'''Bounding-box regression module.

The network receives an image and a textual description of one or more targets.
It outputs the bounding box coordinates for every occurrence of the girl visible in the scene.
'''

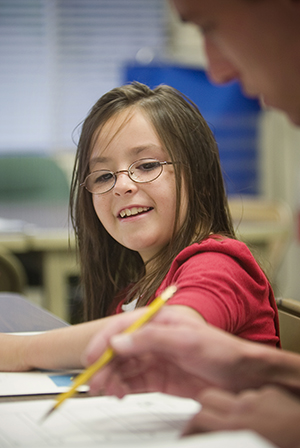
[1,82,279,372]
[70,81,279,344]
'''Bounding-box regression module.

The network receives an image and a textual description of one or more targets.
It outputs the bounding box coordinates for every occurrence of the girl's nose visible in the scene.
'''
[205,39,240,85]
[113,172,137,196]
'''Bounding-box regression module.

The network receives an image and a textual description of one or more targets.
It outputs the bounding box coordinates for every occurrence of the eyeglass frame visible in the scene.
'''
[80,158,178,195]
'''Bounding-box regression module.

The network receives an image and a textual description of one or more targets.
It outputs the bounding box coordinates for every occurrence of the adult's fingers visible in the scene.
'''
[82,309,147,366]
[182,408,235,436]
[110,323,200,361]
[88,356,152,397]
[183,389,240,436]
[198,388,239,411]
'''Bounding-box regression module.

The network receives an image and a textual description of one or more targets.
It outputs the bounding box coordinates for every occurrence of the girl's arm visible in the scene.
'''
[0,307,200,373]
[0,317,112,372]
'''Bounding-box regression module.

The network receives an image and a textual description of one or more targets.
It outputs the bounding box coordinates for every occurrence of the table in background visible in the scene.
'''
[0,203,79,322]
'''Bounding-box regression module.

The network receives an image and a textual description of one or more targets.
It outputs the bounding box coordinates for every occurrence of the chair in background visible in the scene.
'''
[0,153,70,308]
[0,154,70,204]
[276,297,300,354]
[229,197,293,286]
[0,246,27,294]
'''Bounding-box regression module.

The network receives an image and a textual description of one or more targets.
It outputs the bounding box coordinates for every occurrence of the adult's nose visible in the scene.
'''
[204,39,240,85]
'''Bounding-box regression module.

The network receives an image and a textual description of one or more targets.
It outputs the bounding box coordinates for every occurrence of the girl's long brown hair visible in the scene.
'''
[70,82,235,321]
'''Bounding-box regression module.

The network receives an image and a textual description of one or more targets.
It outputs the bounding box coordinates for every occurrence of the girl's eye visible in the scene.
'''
[94,172,114,184]
[137,161,160,171]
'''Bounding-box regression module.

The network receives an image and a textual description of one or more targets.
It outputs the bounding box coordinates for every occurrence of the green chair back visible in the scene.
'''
[0,155,70,203]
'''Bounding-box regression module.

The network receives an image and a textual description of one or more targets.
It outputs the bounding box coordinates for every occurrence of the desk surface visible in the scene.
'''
[0,293,68,332]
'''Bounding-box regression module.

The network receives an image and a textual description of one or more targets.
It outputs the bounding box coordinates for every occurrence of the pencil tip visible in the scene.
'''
[39,406,55,424]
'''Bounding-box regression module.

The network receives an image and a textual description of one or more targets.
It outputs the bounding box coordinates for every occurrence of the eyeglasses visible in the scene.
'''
[81,158,176,195]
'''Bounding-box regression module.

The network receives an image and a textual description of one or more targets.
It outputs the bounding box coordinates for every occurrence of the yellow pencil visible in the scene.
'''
[41,284,177,422]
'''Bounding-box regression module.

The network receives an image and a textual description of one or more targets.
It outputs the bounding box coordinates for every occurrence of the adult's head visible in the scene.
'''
[70,82,234,319]
[171,0,300,125]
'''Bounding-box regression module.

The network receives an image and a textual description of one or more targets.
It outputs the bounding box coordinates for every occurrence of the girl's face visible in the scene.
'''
[89,109,188,264]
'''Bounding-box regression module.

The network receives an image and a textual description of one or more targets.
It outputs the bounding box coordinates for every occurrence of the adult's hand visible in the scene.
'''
[183,386,300,448]
[83,305,275,398]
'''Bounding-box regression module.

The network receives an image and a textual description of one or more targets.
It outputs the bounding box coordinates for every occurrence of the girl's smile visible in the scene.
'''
[90,109,187,263]
[117,205,153,219]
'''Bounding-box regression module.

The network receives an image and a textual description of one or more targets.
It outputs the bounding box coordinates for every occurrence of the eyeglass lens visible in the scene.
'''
[84,159,164,194]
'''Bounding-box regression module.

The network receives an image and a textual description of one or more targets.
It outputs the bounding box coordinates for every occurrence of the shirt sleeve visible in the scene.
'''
[164,250,274,338]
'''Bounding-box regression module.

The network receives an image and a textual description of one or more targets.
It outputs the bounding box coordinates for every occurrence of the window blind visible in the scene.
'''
[0,0,166,152]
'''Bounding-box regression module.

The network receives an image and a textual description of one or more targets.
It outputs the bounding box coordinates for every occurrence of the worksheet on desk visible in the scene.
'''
[0,393,199,447]
[0,370,88,396]
[0,393,275,448]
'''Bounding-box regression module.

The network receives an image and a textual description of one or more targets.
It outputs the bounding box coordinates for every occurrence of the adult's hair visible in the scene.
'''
[70,82,235,320]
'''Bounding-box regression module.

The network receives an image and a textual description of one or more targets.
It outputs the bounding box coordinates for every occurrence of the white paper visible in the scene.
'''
[0,393,198,447]
[0,393,276,448]
[0,370,88,396]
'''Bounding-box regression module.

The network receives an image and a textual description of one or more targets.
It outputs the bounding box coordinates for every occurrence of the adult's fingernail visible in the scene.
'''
[110,333,133,351]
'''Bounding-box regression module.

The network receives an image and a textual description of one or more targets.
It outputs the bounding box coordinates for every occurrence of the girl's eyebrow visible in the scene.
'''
[89,144,163,167]
[89,155,109,165]
[89,155,109,171]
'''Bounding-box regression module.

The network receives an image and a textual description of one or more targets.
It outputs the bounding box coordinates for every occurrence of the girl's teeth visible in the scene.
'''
[120,207,149,218]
